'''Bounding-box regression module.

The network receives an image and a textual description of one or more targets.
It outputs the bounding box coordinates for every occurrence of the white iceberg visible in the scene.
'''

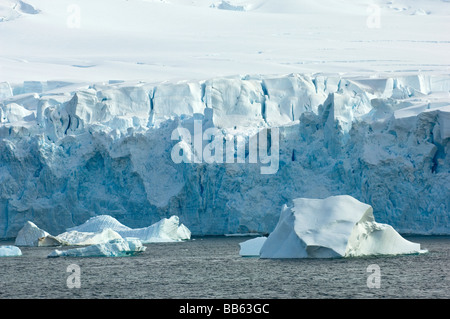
[259,195,426,258]
[56,228,123,246]
[66,215,191,243]
[120,216,192,243]
[239,236,267,257]
[47,238,146,258]
[14,221,48,246]
[0,245,22,257]
[14,221,66,247]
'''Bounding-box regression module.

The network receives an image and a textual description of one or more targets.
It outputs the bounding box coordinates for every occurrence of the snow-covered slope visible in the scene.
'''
[0,0,449,238]
[12,215,190,244]
[0,0,449,83]
[239,236,267,257]
[14,221,50,246]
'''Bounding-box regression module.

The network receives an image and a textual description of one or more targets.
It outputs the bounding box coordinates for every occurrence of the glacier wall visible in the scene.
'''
[0,73,449,238]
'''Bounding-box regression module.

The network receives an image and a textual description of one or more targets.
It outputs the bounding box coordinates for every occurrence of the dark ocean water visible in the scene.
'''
[0,236,449,299]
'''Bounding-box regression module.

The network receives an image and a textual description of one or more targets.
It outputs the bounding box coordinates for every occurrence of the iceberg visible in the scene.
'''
[14,221,67,247]
[47,238,146,258]
[259,195,425,258]
[14,215,190,248]
[239,236,267,257]
[0,245,22,257]
[65,215,191,243]
[14,221,50,247]
[56,228,123,246]
[65,215,132,233]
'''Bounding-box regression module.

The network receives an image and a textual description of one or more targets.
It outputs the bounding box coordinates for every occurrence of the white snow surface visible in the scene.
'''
[0,0,449,238]
[56,228,123,246]
[259,195,425,258]
[65,215,133,234]
[13,215,190,245]
[0,245,22,256]
[47,237,146,258]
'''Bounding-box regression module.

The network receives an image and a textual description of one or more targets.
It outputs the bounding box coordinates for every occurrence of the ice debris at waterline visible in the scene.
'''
[14,215,190,247]
[48,238,146,258]
[241,195,426,259]
[0,245,22,257]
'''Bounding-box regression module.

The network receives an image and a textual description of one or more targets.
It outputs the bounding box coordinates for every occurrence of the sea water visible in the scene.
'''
[0,236,449,299]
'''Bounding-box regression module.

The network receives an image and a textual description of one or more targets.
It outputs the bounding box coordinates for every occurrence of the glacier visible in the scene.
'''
[14,221,51,246]
[0,73,449,238]
[258,195,425,259]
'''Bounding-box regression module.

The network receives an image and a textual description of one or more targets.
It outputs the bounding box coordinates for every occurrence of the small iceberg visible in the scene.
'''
[239,236,267,257]
[56,228,123,246]
[244,195,427,259]
[0,245,22,257]
[14,215,191,247]
[15,221,66,247]
[47,238,146,258]
[15,221,49,246]
[66,215,191,243]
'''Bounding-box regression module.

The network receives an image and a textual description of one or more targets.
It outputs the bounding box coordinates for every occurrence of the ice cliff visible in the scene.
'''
[0,73,449,238]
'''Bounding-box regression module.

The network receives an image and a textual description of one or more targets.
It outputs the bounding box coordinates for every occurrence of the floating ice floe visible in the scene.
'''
[48,238,146,258]
[65,215,191,243]
[0,245,22,257]
[242,195,426,258]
